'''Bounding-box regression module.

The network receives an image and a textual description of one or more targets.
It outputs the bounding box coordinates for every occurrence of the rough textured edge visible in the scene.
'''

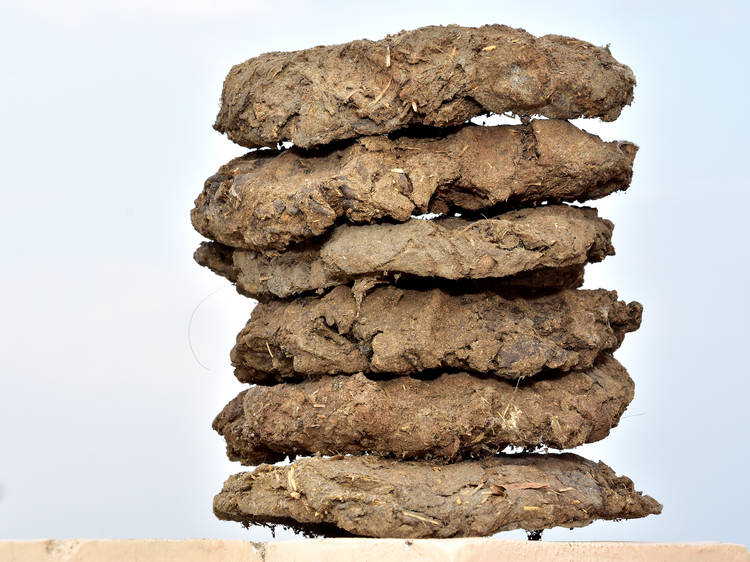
[213,453,661,538]
[196,240,588,301]
[195,205,614,299]
[230,287,643,384]
[214,355,633,465]
[192,120,636,254]
[193,205,615,300]
[215,24,635,148]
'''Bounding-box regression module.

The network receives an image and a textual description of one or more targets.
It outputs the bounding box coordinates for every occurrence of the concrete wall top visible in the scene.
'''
[1,539,749,562]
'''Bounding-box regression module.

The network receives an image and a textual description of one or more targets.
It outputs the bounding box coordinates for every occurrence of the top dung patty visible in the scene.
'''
[215,24,635,148]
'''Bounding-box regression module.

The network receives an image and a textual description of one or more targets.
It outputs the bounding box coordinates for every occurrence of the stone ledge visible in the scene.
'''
[1,539,748,562]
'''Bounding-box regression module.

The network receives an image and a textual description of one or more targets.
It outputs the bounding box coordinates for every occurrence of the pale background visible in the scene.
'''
[1,0,748,544]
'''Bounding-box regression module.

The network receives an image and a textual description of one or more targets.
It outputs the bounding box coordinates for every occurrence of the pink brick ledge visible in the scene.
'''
[1,539,748,562]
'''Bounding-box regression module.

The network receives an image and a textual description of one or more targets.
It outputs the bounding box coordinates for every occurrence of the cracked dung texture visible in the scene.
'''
[214,355,633,465]
[213,453,661,538]
[195,241,587,300]
[192,119,636,254]
[195,205,613,300]
[231,286,642,384]
[214,24,635,148]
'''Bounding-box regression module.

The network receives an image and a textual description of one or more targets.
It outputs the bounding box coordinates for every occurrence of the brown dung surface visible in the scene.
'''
[213,453,661,538]
[214,24,635,148]
[195,205,613,299]
[214,355,633,465]
[197,239,586,299]
[191,120,636,254]
[231,286,642,384]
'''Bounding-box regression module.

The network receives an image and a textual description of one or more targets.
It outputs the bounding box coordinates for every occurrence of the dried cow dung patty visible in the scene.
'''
[213,453,661,538]
[199,240,587,299]
[214,24,635,148]
[214,355,633,465]
[192,120,636,254]
[231,286,642,384]
[195,205,614,299]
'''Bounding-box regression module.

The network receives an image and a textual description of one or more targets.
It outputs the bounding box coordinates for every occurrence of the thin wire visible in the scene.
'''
[187,284,233,371]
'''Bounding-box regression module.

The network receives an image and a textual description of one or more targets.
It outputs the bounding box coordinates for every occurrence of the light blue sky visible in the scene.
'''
[1,0,748,544]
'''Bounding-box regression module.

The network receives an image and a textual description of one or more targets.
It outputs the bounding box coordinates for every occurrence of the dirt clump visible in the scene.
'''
[214,25,635,148]
[214,355,633,465]
[231,286,642,384]
[195,205,613,299]
[213,453,661,538]
[192,120,636,254]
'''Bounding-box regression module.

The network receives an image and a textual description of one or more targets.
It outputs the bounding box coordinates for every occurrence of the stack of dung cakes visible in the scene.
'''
[193,24,661,538]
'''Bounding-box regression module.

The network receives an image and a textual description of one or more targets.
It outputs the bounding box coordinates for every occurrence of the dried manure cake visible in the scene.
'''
[193,23,661,539]
[195,205,614,300]
[230,286,642,384]
[197,240,588,300]
[213,454,661,538]
[192,119,636,254]
[214,355,633,465]
[214,24,635,148]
